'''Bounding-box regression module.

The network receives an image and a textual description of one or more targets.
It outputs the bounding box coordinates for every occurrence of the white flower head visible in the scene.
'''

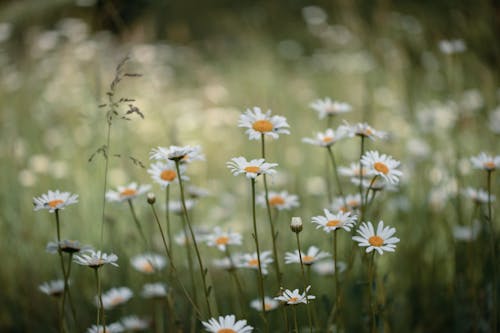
[46,239,92,254]
[310,98,351,119]
[39,280,65,297]
[149,145,198,162]
[274,285,316,305]
[33,190,78,212]
[73,250,119,269]
[250,296,280,312]
[121,315,149,331]
[361,151,402,184]
[311,209,358,233]
[205,227,242,251]
[344,122,387,141]
[167,199,196,215]
[86,323,124,333]
[470,152,500,171]
[284,245,331,265]
[257,191,299,210]
[130,253,167,274]
[148,160,188,188]
[99,287,133,310]
[141,283,168,299]
[439,39,466,55]
[238,251,273,275]
[202,314,253,333]
[352,221,400,255]
[227,157,278,179]
[311,260,347,276]
[302,127,351,147]
[106,182,151,202]
[462,187,495,204]
[238,107,290,140]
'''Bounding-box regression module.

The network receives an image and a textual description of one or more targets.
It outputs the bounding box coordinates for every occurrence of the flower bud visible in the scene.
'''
[147,192,156,204]
[290,216,303,233]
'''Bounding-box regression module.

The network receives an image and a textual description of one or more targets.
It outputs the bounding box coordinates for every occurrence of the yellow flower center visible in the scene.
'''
[322,136,333,143]
[484,161,496,169]
[368,235,384,247]
[215,236,230,245]
[364,128,373,136]
[289,297,299,303]
[120,188,137,197]
[48,199,64,208]
[248,259,259,267]
[160,169,177,181]
[339,206,348,213]
[269,195,285,206]
[302,255,314,263]
[244,166,261,174]
[218,329,236,333]
[373,162,389,175]
[141,261,155,273]
[252,120,274,133]
[264,303,274,311]
[326,219,340,227]
[110,296,125,306]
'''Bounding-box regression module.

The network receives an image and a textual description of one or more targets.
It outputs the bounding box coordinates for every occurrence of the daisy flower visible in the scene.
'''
[121,316,149,331]
[106,182,151,203]
[202,314,253,333]
[99,287,133,310]
[39,280,65,297]
[238,107,290,140]
[338,162,374,178]
[311,260,347,276]
[274,285,316,305]
[46,239,92,254]
[344,122,387,140]
[310,98,351,119]
[311,209,358,233]
[352,221,400,255]
[238,251,273,275]
[141,283,168,299]
[204,227,242,251]
[227,157,278,179]
[149,145,197,162]
[302,127,351,147]
[148,160,188,188]
[33,190,78,212]
[470,152,500,171]
[257,191,299,210]
[284,245,331,265]
[86,323,124,333]
[462,187,496,204]
[130,253,167,274]
[361,151,402,184]
[250,296,280,312]
[73,250,119,269]
[438,39,466,54]
[331,194,362,213]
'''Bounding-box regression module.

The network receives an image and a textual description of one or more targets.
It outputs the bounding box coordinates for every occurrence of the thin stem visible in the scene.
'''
[55,210,66,333]
[127,199,148,246]
[100,123,112,248]
[487,170,497,333]
[292,305,299,333]
[359,136,366,212]
[327,146,346,206]
[165,186,173,262]
[226,247,246,317]
[334,230,341,327]
[94,268,104,330]
[65,254,77,327]
[155,300,164,333]
[295,232,313,333]
[175,160,213,318]
[368,252,376,333]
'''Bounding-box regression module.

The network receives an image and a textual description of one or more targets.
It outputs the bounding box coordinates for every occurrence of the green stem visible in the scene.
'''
[226,247,246,318]
[165,186,173,263]
[487,170,497,333]
[327,146,346,206]
[55,210,66,333]
[368,252,376,333]
[94,268,105,330]
[155,299,164,333]
[295,233,313,333]
[65,254,78,327]
[100,122,112,248]
[127,199,148,246]
[359,136,366,212]
[292,305,299,333]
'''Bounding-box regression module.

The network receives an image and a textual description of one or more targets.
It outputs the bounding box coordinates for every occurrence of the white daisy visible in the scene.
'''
[39,280,65,297]
[302,127,351,147]
[212,257,234,270]
[311,260,347,276]
[238,107,290,140]
[438,39,466,54]
[148,160,188,188]
[46,239,92,254]
[284,245,331,265]
[99,287,133,310]
[181,145,205,164]
[310,98,351,119]
[86,323,124,333]
[167,199,197,215]
[331,194,362,213]
[250,296,280,312]
[73,250,119,269]
[352,221,400,255]
[462,187,495,204]
[227,157,278,179]
[361,151,402,185]
[202,314,253,333]
[205,227,242,251]
[238,251,273,275]
[256,191,299,210]
[311,209,358,233]
[338,162,374,178]
[149,145,197,162]
[274,285,316,305]
[130,253,167,274]
[344,122,387,140]
[121,315,149,331]
[106,182,151,202]
[470,152,500,171]
[33,190,78,212]
[141,283,168,299]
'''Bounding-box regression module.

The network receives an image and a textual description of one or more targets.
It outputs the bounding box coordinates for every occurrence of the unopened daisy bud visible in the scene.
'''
[290,217,303,233]
[147,193,156,204]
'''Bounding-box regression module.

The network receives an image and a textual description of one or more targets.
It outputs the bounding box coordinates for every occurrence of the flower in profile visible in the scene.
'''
[470,152,500,171]
[121,316,149,331]
[462,187,496,204]
[311,209,357,233]
[238,107,290,140]
[99,287,133,310]
[361,151,402,184]
[141,283,168,299]
[86,323,124,333]
[73,250,119,269]
[33,190,78,212]
[274,285,315,305]
[130,253,167,274]
[338,162,374,178]
[202,314,253,333]
[352,221,400,255]
[284,246,330,265]
[39,280,65,297]
[344,122,387,141]
[331,194,362,213]
[149,145,197,162]
[311,260,347,276]
[250,296,280,312]
[302,127,351,147]
[106,182,151,202]
[438,39,466,55]
[181,145,205,164]
[46,239,92,254]
[310,98,351,119]
[227,157,278,179]
[238,251,273,275]
[257,191,299,210]
[205,227,242,251]
[148,160,187,188]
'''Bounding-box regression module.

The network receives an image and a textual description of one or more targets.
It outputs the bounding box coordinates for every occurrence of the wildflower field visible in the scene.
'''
[1,1,499,332]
